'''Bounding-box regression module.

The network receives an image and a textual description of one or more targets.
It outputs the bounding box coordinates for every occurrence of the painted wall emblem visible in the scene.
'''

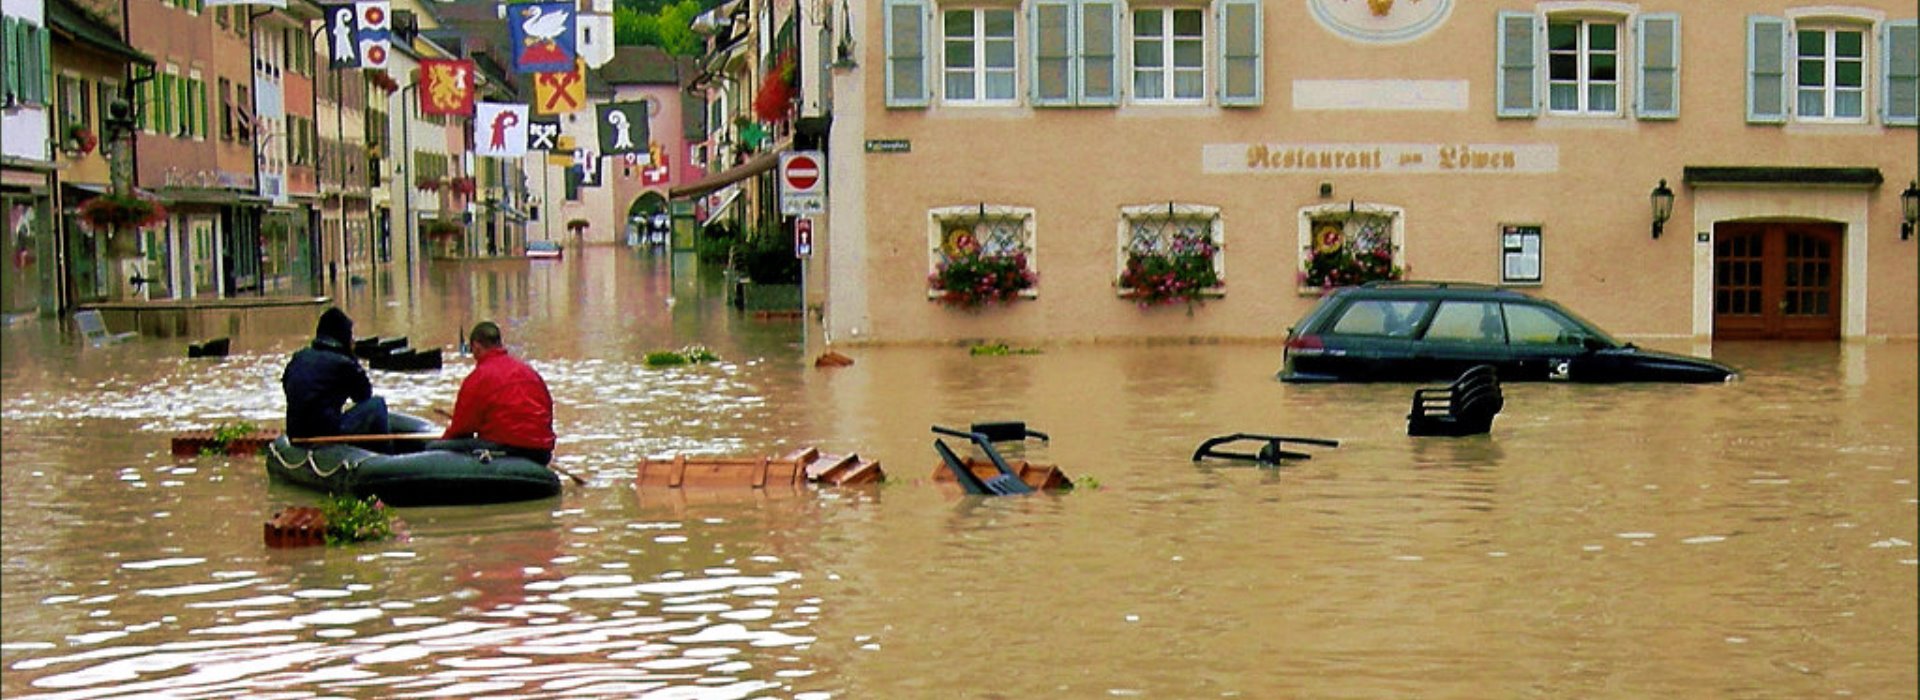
[1307,0,1452,44]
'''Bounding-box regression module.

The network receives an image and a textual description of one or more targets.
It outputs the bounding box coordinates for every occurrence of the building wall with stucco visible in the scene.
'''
[822,0,1918,346]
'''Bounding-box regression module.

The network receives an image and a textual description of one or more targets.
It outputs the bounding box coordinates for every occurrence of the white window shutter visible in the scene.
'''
[883,0,930,108]
[1077,0,1120,106]
[1031,0,1074,106]
[1219,0,1262,107]
[1882,20,1918,126]
[1746,15,1788,124]
[1636,13,1680,119]
[1496,11,1537,118]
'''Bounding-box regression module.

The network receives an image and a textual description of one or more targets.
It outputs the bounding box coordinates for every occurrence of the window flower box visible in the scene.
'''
[929,249,1037,310]
[1117,229,1222,309]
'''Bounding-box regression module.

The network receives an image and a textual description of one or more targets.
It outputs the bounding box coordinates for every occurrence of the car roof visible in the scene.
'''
[1333,280,1537,301]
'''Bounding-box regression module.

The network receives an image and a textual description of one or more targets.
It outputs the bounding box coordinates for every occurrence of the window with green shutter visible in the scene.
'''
[1884,20,1918,126]
[1635,13,1680,119]
[1496,11,1538,118]
[1746,15,1788,123]
[1218,0,1261,107]
[884,0,930,108]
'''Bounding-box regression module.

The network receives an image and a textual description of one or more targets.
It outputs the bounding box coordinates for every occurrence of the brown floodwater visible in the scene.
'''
[2,247,1915,699]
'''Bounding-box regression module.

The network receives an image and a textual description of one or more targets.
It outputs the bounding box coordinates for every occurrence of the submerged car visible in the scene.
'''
[1279,281,1738,383]
[526,240,563,259]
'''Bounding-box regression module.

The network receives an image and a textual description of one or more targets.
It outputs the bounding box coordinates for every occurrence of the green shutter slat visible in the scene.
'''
[1635,13,1680,120]
[37,21,50,105]
[1746,15,1787,124]
[1882,20,1918,126]
[1496,11,1537,118]
[1218,0,1262,107]
[883,0,929,108]
[1031,0,1073,106]
[1077,0,1118,106]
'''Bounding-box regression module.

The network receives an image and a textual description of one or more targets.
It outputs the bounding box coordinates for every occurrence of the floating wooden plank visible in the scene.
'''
[171,428,284,457]
[928,457,1072,491]
[635,447,884,493]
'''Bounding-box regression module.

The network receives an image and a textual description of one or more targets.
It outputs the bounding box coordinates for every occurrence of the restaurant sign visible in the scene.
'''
[1202,143,1558,175]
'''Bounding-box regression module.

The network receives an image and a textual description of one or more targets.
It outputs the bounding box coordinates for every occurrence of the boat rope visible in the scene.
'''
[266,440,371,479]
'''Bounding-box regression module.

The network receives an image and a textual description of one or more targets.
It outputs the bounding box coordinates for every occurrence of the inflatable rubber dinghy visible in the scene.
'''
[265,413,561,506]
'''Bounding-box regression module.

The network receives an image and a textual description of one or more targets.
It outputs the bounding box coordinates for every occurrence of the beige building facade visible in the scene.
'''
[822,0,1918,346]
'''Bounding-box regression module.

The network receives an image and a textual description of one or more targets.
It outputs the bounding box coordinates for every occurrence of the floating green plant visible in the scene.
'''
[969,343,1042,356]
[320,494,402,545]
[645,345,721,367]
[200,420,259,456]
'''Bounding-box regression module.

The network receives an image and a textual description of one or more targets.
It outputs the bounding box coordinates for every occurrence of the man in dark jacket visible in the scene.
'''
[282,307,388,438]
[429,321,555,464]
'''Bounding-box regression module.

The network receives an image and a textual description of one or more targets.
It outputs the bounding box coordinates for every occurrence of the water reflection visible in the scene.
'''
[3,247,1915,698]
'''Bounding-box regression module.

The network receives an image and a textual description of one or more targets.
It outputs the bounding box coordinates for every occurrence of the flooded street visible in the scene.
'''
[2,247,1915,699]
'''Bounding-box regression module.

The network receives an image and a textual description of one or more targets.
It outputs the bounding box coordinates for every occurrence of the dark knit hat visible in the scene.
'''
[315,307,354,345]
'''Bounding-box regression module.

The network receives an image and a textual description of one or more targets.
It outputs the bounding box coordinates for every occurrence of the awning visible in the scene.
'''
[1683,166,1883,189]
[668,139,789,200]
[48,0,153,65]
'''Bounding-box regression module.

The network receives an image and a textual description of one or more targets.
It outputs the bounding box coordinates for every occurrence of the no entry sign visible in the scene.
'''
[779,150,825,215]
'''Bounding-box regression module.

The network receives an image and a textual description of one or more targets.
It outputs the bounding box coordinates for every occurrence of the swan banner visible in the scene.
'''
[508,2,577,74]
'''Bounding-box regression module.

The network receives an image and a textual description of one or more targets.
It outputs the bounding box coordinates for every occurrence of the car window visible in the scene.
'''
[1424,301,1503,342]
[1328,299,1431,338]
[1503,303,1583,345]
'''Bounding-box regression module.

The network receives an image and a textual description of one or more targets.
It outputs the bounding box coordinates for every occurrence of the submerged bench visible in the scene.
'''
[1408,365,1504,437]
[75,309,138,347]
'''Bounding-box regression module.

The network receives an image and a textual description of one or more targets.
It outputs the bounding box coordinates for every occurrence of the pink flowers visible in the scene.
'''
[930,251,1037,310]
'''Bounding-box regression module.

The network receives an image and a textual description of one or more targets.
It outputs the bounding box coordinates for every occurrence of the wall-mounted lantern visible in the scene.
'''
[1650,179,1674,239]
[1901,180,1918,241]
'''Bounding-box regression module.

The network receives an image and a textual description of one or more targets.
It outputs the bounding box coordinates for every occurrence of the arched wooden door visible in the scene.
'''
[1713,222,1843,340]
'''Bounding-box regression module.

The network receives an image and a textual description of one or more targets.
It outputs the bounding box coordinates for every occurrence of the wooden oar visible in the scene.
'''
[431,406,587,486]
[290,432,442,445]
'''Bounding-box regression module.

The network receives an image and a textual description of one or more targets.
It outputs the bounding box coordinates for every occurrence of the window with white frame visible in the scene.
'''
[927,205,1038,306]
[1130,7,1205,103]
[1116,203,1222,306]
[1749,15,1917,126]
[1547,18,1619,114]
[942,8,1017,104]
[1497,9,1679,120]
[1795,25,1867,121]
[1298,205,1405,291]
[884,0,1262,109]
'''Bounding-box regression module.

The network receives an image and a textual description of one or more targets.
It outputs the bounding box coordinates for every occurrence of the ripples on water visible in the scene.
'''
[3,253,1915,698]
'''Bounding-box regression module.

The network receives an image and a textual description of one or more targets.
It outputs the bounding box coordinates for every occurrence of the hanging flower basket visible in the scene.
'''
[66,124,99,156]
[415,176,442,192]
[368,70,400,93]
[78,191,167,232]
[448,177,477,196]
[1116,232,1222,309]
[929,250,1037,310]
[753,50,797,124]
[423,220,464,239]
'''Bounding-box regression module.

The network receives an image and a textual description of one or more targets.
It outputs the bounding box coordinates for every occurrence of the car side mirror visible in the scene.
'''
[1577,334,1610,352]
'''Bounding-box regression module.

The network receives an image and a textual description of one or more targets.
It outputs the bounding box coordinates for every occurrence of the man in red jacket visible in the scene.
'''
[430,321,556,465]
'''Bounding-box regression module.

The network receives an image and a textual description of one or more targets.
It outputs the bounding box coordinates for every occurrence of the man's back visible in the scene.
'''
[448,348,555,451]
[282,338,372,437]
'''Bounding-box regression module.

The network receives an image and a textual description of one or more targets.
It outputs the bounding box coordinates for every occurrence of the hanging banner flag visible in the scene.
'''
[205,0,288,9]
[325,4,360,68]
[418,59,476,116]
[532,61,585,115]
[474,102,530,158]
[508,1,577,74]
[641,150,671,186]
[575,149,602,187]
[526,117,561,151]
[356,1,392,70]
[595,101,648,155]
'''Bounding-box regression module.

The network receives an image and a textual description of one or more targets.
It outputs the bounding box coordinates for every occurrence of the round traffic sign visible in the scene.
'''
[783,154,820,191]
